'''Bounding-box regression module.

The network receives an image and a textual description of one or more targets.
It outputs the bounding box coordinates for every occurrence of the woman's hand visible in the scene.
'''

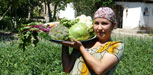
[61,38,83,50]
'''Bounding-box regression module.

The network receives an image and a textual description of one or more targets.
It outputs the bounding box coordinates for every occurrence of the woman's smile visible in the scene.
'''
[97,30,105,35]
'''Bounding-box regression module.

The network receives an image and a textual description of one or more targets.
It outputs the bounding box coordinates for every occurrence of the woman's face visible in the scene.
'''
[94,18,114,41]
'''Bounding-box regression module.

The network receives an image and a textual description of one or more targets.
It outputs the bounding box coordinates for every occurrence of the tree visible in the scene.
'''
[0,0,30,32]
[0,0,28,21]
[71,0,113,17]
[43,0,70,22]
[0,0,72,32]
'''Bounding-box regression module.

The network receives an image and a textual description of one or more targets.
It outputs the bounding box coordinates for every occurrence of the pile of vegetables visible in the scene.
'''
[49,24,69,40]
[49,15,94,41]
[18,15,94,50]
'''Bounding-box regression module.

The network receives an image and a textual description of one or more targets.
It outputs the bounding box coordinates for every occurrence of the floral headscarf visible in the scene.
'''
[94,7,115,24]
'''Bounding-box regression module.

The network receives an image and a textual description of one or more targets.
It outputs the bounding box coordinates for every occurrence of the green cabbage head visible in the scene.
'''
[69,23,90,41]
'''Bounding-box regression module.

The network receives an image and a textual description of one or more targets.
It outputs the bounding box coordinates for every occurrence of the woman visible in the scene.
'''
[61,7,124,75]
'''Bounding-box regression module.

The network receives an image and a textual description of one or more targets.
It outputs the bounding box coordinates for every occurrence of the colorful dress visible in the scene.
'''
[69,41,124,75]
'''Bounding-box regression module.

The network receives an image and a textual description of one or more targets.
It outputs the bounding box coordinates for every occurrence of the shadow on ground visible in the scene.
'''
[0,32,18,41]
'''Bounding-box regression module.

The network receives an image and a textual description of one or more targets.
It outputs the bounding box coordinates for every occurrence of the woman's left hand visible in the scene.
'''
[61,38,83,50]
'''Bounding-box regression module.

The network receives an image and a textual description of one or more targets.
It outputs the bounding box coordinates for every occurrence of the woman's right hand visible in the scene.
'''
[61,38,83,50]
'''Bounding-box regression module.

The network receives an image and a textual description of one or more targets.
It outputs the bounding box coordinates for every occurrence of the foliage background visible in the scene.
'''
[0,0,113,32]
[0,36,153,75]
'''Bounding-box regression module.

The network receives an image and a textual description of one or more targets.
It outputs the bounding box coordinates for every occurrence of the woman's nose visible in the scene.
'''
[98,25,103,30]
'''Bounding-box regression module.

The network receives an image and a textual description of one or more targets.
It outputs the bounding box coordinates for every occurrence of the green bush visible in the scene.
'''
[114,37,153,75]
[0,16,13,31]
[0,36,153,75]
[0,16,26,32]
[0,39,67,75]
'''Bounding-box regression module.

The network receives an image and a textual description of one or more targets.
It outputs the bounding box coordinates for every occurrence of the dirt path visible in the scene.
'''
[112,28,153,38]
[0,32,18,41]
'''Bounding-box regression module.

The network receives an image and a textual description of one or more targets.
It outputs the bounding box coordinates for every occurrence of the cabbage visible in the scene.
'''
[69,23,90,41]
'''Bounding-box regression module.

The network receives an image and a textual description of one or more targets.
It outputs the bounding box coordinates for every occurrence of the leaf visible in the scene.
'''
[19,26,31,34]
[32,31,39,47]
[18,30,39,51]
[30,28,40,31]
[38,32,51,40]
[95,0,101,2]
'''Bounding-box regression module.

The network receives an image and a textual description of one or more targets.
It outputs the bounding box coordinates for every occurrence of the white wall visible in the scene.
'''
[123,7,142,29]
[115,2,153,29]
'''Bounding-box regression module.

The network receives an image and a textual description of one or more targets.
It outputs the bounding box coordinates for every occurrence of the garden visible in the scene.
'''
[0,35,153,75]
[0,0,153,75]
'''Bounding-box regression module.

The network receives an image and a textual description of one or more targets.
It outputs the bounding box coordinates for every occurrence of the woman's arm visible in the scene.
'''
[61,45,77,73]
[62,39,119,74]
[80,46,118,74]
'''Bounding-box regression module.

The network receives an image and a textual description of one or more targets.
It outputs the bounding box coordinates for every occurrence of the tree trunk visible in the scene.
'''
[47,3,53,22]
[27,7,32,20]
[45,1,47,14]
[53,3,58,21]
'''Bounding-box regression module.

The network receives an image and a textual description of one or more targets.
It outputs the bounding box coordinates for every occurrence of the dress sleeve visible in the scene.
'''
[106,42,124,61]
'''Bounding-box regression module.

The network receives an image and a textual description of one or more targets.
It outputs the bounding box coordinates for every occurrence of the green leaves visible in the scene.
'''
[113,37,153,75]
[1,36,153,74]
[18,30,39,51]
[49,24,69,40]
[0,40,66,75]
[60,18,79,28]
[18,21,51,51]
[69,23,90,41]
[38,32,51,40]
[72,0,113,16]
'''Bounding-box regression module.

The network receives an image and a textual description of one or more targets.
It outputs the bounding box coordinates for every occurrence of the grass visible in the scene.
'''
[0,39,66,75]
[0,36,153,75]
[113,36,153,75]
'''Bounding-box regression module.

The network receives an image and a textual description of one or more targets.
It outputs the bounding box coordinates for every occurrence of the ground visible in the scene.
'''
[112,28,152,38]
[0,31,18,41]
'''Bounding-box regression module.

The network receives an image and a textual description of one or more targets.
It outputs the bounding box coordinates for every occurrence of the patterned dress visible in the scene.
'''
[69,41,124,75]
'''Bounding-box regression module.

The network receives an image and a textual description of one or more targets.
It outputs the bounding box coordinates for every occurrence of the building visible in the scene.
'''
[114,0,153,32]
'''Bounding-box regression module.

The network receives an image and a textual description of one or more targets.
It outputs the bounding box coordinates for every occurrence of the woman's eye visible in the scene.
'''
[102,22,108,25]
[94,21,108,25]
[94,22,99,25]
